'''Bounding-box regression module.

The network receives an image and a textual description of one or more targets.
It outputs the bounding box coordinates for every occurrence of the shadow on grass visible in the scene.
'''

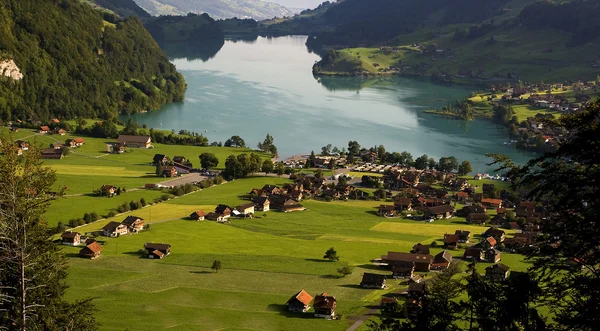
[320,274,342,279]
[356,263,386,271]
[64,253,81,258]
[189,270,213,275]
[305,258,334,263]
[267,304,316,319]
[365,210,379,216]
[122,251,145,258]
[337,284,364,289]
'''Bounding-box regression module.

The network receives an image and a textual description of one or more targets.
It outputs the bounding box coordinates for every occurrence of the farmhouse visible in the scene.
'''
[144,243,171,259]
[61,231,81,246]
[236,203,255,215]
[484,227,506,242]
[313,293,337,319]
[270,195,304,212]
[378,205,397,217]
[79,241,103,259]
[443,234,459,249]
[108,143,125,154]
[189,210,206,221]
[432,250,453,270]
[466,213,488,225]
[286,290,313,313]
[484,236,497,249]
[39,126,50,134]
[486,264,510,281]
[161,166,177,178]
[50,142,63,149]
[205,212,226,222]
[360,273,387,289]
[392,262,415,278]
[252,196,270,211]
[485,249,502,263]
[215,205,232,218]
[117,135,152,148]
[455,230,471,243]
[40,148,64,159]
[262,184,281,195]
[384,251,432,272]
[481,198,503,209]
[394,198,413,210]
[408,282,427,298]
[424,205,454,219]
[67,137,85,147]
[100,185,117,197]
[56,128,66,136]
[153,154,168,165]
[464,247,484,261]
[102,221,128,237]
[411,243,430,255]
[121,216,144,233]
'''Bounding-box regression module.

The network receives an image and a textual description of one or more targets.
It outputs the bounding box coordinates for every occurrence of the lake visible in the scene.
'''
[127,36,535,172]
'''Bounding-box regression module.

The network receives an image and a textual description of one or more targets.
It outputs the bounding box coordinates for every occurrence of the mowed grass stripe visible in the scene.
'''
[370,221,509,238]
[49,165,148,177]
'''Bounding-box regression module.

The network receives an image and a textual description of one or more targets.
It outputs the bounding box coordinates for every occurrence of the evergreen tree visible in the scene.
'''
[323,247,340,261]
[0,136,98,330]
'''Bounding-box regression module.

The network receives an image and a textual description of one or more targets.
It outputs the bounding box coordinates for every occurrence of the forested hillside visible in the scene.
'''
[134,0,294,20]
[0,0,186,122]
[93,0,152,18]
[145,13,225,42]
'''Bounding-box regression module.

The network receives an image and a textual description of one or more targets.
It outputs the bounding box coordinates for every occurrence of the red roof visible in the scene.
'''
[486,236,497,246]
[291,289,313,306]
[74,138,85,143]
[481,198,502,205]
[40,126,50,131]
[86,241,103,254]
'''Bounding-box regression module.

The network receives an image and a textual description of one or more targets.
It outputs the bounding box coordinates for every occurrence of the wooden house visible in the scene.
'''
[144,243,171,259]
[455,230,471,243]
[360,273,386,289]
[392,262,415,279]
[443,234,459,249]
[313,293,337,319]
[424,205,454,219]
[56,128,67,136]
[236,203,255,215]
[252,196,270,211]
[40,148,64,159]
[408,282,427,298]
[50,142,63,149]
[411,243,430,255]
[79,241,103,259]
[394,198,412,211]
[102,221,128,237]
[161,166,177,178]
[484,236,497,249]
[205,212,226,222]
[484,227,506,242]
[378,205,397,217]
[466,213,488,225]
[270,195,304,212]
[189,210,206,221]
[481,198,503,210]
[117,135,152,148]
[286,290,313,313]
[61,231,81,246]
[262,184,281,195]
[153,154,168,165]
[432,250,453,270]
[39,126,50,134]
[108,143,126,154]
[384,251,432,272]
[486,264,510,281]
[463,247,484,261]
[215,205,232,218]
[121,216,144,233]
[485,249,502,263]
[100,185,117,197]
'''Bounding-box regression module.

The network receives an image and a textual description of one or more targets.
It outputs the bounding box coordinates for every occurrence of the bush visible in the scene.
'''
[160,194,172,201]
[140,197,147,207]
[117,202,130,213]
[77,218,85,226]
[68,219,78,228]
[130,200,142,210]
[431,241,439,248]
[107,210,117,218]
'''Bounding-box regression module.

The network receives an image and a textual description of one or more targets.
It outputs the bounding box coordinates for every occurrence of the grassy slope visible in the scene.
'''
[64,177,530,330]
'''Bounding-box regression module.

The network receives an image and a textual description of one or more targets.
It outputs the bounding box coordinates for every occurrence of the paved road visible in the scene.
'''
[346,307,380,331]
[158,173,210,187]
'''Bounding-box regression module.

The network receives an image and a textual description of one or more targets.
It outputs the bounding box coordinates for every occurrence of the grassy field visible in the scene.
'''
[61,177,530,331]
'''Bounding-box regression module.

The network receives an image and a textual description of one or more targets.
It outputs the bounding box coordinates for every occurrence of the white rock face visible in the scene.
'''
[0,59,24,81]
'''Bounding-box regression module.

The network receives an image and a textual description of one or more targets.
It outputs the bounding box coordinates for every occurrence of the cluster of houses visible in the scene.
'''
[9,121,86,159]
[248,183,306,213]
[107,135,152,154]
[188,203,256,223]
[60,231,103,259]
[286,290,338,319]
[101,215,145,237]
[152,154,193,177]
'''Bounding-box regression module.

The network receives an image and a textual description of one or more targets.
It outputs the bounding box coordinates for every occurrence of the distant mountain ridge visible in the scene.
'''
[134,0,294,20]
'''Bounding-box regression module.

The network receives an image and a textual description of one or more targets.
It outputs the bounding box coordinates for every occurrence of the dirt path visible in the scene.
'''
[346,307,379,331]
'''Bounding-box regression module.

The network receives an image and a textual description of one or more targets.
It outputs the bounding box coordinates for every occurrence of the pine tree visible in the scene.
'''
[0,135,98,330]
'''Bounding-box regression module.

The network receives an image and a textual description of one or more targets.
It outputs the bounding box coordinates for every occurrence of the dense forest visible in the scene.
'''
[0,0,186,122]
[144,13,225,42]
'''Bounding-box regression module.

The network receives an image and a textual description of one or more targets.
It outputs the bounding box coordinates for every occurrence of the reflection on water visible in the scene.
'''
[126,36,535,172]
[159,39,225,62]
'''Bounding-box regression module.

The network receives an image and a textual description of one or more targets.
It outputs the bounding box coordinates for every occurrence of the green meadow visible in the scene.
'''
[63,177,529,331]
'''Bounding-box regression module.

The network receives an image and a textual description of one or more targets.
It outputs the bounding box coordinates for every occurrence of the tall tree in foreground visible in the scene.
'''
[489,99,600,331]
[0,136,97,330]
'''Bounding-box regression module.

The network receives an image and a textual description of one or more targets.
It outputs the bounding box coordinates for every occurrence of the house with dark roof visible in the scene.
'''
[384,251,432,272]
[394,198,412,211]
[40,148,64,159]
[313,293,337,319]
[425,205,454,219]
[485,249,501,263]
[205,212,226,222]
[161,166,177,178]
[432,250,453,270]
[61,232,81,246]
[189,210,206,221]
[455,230,471,243]
[100,185,117,197]
[215,205,232,218]
[286,290,313,312]
[464,247,484,261]
[486,264,510,281]
[481,198,503,210]
[79,241,103,259]
[270,195,304,212]
[484,227,506,242]
[121,216,144,233]
[144,243,171,259]
[102,221,128,237]
[236,203,255,215]
[467,213,489,225]
[152,154,168,165]
[408,282,427,298]
[411,243,430,255]
[117,135,152,148]
[378,205,397,217]
[360,273,387,289]
[443,234,459,249]
[252,196,270,211]
[392,262,415,279]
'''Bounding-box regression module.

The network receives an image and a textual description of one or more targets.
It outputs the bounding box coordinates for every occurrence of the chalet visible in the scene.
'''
[249,188,264,197]
[432,250,453,270]
[384,251,432,272]
[456,205,486,217]
[408,282,427,298]
[40,148,64,159]
[160,166,176,178]
[121,216,144,233]
[236,203,255,216]
[72,138,85,147]
[443,234,459,249]
[205,212,226,222]
[464,247,484,261]
[456,191,470,203]
[215,205,233,218]
[411,243,430,255]
[253,196,270,211]
[189,210,206,221]
[394,198,413,211]
[61,231,81,246]
[481,198,503,210]
[39,126,50,134]
[100,185,117,197]
[455,230,471,243]
[378,205,397,217]
[360,273,386,289]
[51,118,60,124]
[79,241,103,259]
[288,190,303,201]
[102,221,128,237]
[486,264,510,281]
[467,213,488,225]
[117,135,152,148]
[484,227,506,242]
[504,236,530,250]
[262,185,281,195]
[50,142,63,149]
[409,274,423,283]
[392,262,415,278]
[56,128,67,136]
[108,143,125,154]
[424,205,454,219]
[286,290,313,313]
[484,236,497,249]
[144,243,171,259]
[490,214,507,226]
[283,183,304,193]
[313,293,337,319]
[153,154,168,165]
[485,249,502,263]
[270,195,304,212]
